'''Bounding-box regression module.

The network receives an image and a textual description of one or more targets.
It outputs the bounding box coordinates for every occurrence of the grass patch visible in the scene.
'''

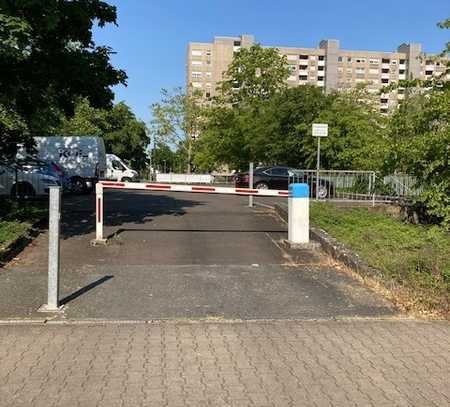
[310,202,450,316]
[0,200,47,250]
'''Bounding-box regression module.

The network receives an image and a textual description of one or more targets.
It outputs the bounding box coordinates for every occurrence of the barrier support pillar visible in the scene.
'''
[91,183,107,245]
[288,183,310,245]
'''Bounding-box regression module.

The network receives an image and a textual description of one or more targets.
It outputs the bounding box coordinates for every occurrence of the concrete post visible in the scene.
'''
[248,162,254,207]
[288,183,310,244]
[39,186,62,312]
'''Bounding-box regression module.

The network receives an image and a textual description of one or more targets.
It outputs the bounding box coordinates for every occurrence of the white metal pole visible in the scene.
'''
[316,137,320,201]
[288,183,309,244]
[248,162,254,207]
[47,186,61,310]
[95,183,104,243]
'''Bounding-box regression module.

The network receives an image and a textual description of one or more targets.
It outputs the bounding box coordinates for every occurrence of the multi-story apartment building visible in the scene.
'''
[186,35,448,112]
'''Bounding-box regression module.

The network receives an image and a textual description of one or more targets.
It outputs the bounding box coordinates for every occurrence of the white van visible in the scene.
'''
[105,154,138,182]
[33,136,107,193]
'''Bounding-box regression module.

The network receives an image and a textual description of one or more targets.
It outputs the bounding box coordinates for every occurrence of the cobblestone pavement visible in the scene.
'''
[1,319,449,407]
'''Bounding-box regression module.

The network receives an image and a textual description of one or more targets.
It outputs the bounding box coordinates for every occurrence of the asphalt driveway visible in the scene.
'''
[0,190,395,320]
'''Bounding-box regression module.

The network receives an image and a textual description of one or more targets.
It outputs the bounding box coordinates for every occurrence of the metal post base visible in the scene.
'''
[90,238,108,246]
[37,304,65,313]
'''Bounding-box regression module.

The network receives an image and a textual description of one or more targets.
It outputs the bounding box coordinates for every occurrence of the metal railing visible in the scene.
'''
[289,170,420,203]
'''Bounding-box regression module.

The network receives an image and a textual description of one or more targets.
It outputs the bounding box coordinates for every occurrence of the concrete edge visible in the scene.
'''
[273,203,383,281]
[0,315,434,326]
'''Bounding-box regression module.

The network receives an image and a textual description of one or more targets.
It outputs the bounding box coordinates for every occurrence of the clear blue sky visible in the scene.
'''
[93,0,449,123]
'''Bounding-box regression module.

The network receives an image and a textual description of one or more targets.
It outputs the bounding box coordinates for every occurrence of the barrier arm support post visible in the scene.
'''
[92,182,107,245]
[287,183,310,246]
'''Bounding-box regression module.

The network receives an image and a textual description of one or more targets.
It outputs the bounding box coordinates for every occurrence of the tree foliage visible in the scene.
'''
[218,44,289,105]
[58,98,148,170]
[150,88,203,173]
[0,0,127,159]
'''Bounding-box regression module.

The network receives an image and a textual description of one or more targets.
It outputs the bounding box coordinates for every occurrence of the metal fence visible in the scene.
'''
[289,169,420,203]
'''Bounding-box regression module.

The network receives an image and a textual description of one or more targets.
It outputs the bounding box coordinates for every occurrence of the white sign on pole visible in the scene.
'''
[312,123,328,137]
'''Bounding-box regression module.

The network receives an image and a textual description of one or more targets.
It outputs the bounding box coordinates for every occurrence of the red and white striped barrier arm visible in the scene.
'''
[99,181,289,197]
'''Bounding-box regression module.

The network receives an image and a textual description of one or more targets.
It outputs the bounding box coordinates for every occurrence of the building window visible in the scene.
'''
[205,72,212,77]
[391,60,397,65]
[382,68,389,73]
[382,58,390,64]
[234,41,241,46]
[346,68,352,74]
[381,78,389,84]
[318,55,325,61]
[338,56,343,62]
[206,50,212,56]
[355,67,365,74]
[299,65,308,70]
[399,59,406,64]
[299,54,308,60]
[425,70,433,76]
[191,71,202,78]
[369,68,379,74]
[299,75,308,81]
[192,60,202,66]
[369,58,379,64]
[206,92,211,98]
[347,57,352,62]
[317,76,324,81]
[380,98,388,104]
[191,50,202,56]
[399,69,405,75]
[318,66,325,71]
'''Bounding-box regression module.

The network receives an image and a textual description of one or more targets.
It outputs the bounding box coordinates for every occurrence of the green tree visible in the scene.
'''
[0,0,126,160]
[150,88,203,173]
[58,98,148,170]
[218,44,290,105]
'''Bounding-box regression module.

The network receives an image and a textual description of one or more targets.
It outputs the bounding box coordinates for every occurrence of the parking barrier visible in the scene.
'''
[93,181,309,245]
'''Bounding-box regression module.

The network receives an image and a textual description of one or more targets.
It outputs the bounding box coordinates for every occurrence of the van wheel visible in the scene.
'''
[70,177,87,194]
[11,182,36,200]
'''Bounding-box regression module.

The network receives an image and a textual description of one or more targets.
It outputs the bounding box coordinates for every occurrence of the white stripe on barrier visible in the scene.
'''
[99,181,289,197]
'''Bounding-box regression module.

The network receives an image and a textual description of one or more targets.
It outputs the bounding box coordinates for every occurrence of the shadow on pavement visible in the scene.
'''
[60,191,204,240]
[60,275,114,306]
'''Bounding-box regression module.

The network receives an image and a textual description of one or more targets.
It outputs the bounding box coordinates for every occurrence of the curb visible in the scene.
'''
[274,203,383,281]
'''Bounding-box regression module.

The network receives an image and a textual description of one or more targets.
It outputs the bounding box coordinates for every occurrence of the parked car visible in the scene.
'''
[105,154,139,182]
[234,166,334,199]
[31,136,107,194]
[0,161,61,200]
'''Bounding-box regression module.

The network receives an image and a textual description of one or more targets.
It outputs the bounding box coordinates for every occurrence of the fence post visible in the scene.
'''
[39,186,62,312]
[93,182,106,244]
[248,162,254,207]
[372,172,376,207]
[288,183,309,245]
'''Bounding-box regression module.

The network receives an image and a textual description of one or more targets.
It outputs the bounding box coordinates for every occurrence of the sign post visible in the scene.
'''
[312,123,328,200]
[248,162,254,207]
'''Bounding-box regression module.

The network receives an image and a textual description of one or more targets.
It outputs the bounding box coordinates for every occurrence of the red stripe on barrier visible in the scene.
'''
[192,186,216,192]
[145,183,171,190]
[235,188,259,194]
[101,182,125,188]
[278,191,289,196]
[97,197,101,223]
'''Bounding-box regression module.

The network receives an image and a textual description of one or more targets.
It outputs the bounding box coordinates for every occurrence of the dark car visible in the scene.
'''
[234,166,334,199]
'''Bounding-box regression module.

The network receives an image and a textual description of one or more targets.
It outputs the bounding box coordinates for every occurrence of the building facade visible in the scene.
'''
[187,35,448,112]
